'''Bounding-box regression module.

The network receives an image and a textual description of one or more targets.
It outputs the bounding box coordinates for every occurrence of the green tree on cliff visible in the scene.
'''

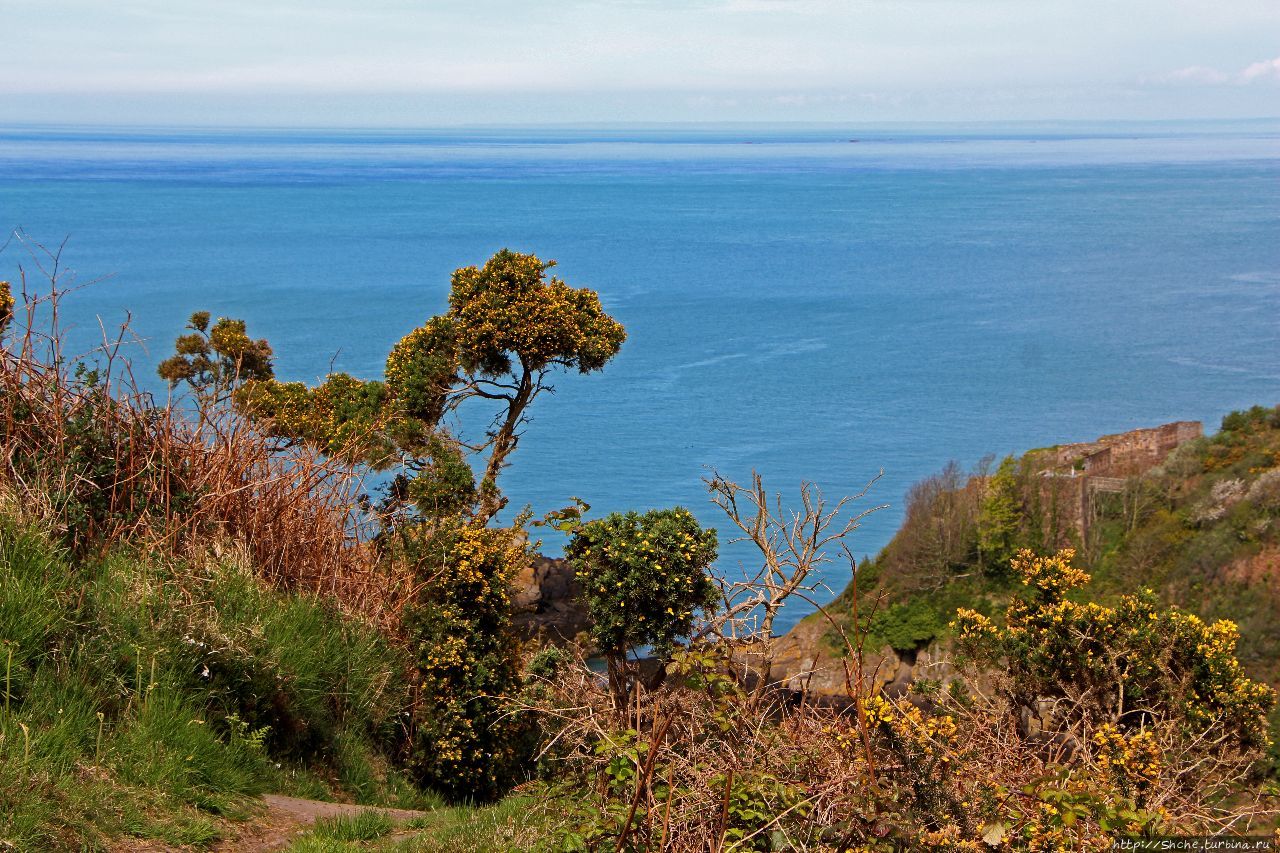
[169,249,626,524]
[977,455,1023,574]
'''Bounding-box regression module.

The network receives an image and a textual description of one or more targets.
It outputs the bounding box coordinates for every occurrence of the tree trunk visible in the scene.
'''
[475,365,534,525]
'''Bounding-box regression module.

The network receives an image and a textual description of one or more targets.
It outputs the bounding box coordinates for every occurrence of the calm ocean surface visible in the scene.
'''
[2,122,1278,632]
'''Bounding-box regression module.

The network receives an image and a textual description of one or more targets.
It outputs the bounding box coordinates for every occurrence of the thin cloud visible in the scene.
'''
[1152,57,1280,86]
[1163,66,1231,85]
[1240,56,1280,83]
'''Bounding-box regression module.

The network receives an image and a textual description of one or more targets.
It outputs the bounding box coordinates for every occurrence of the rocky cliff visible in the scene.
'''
[511,555,591,643]
[765,415,1280,704]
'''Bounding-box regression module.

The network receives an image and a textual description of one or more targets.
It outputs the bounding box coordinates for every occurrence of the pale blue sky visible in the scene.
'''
[2,0,1277,125]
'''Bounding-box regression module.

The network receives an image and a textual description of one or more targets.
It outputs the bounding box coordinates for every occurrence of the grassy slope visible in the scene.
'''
[0,520,445,851]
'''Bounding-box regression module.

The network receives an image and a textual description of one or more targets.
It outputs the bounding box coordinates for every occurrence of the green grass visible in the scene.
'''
[312,810,396,842]
[394,794,562,852]
[277,793,563,853]
[0,520,428,850]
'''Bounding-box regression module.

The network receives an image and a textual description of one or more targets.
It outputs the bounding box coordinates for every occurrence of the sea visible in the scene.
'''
[1,121,1278,634]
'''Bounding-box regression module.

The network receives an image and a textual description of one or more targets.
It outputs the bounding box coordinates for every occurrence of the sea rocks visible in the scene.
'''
[511,555,592,644]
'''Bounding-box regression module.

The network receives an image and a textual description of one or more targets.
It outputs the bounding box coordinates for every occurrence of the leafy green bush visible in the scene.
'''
[869,599,943,652]
[567,507,718,702]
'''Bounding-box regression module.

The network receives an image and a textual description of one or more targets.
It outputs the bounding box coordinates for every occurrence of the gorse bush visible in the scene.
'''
[567,507,718,703]
[400,519,531,801]
[535,550,1277,851]
[157,310,274,408]
[569,507,719,660]
[952,548,1276,841]
[954,548,1274,752]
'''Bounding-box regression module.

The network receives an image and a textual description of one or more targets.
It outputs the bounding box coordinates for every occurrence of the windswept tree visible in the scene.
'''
[159,251,624,800]
[391,249,627,521]
[166,249,626,525]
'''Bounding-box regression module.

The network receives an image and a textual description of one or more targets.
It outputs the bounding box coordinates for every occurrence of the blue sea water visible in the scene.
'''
[1,121,1278,633]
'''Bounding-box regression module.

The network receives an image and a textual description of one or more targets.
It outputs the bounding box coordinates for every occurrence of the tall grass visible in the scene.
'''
[0,520,422,850]
[0,236,413,626]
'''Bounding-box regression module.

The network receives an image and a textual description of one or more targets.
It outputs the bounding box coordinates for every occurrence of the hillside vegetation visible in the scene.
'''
[1,239,1276,850]
[822,407,1280,752]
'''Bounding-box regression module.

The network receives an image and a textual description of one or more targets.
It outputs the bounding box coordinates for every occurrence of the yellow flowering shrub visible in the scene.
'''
[447,250,625,378]
[158,311,274,404]
[0,280,13,337]
[400,520,530,801]
[955,548,1274,753]
[566,507,718,703]
[1092,724,1162,795]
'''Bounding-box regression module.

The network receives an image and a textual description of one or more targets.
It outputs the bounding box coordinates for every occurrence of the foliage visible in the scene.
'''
[955,548,1274,808]
[830,405,1280,726]
[400,520,531,801]
[1,341,196,554]
[868,598,942,652]
[307,810,396,842]
[157,311,274,406]
[0,275,391,619]
[567,507,718,703]
[528,551,1276,852]
[231,249,625,522]
[977,455,1024,575]
[0,523,422,851]
[0,280,12,337]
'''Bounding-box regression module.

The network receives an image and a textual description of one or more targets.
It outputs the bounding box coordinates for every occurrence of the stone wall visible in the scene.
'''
[1039,420,1202,478]
[1033,420,1203,541]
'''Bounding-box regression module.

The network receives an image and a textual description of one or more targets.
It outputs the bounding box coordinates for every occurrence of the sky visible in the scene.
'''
[1,0,1278,125]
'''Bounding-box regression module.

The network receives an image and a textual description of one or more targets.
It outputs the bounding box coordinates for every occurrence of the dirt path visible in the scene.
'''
[211,794,429,852]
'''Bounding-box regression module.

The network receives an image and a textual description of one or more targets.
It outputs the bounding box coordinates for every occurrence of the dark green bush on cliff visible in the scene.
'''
[567,507,718,701]
[869,599,943,652]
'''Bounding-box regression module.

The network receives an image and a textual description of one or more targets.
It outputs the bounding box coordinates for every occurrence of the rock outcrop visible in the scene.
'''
[511,555,591,644]
[766,614,964,704]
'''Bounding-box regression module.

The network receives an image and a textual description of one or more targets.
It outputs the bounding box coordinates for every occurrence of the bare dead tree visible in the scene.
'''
[701,468,887,687]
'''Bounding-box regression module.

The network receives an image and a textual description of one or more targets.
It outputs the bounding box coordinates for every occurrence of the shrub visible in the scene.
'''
[954,549,1274,804]
[401,520,530,801]
[567,507,717,703]
[869,599,942,653]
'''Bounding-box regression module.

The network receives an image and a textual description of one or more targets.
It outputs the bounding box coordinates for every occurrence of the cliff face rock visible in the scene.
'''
[511,555,591,644]
[767,615,962,702]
